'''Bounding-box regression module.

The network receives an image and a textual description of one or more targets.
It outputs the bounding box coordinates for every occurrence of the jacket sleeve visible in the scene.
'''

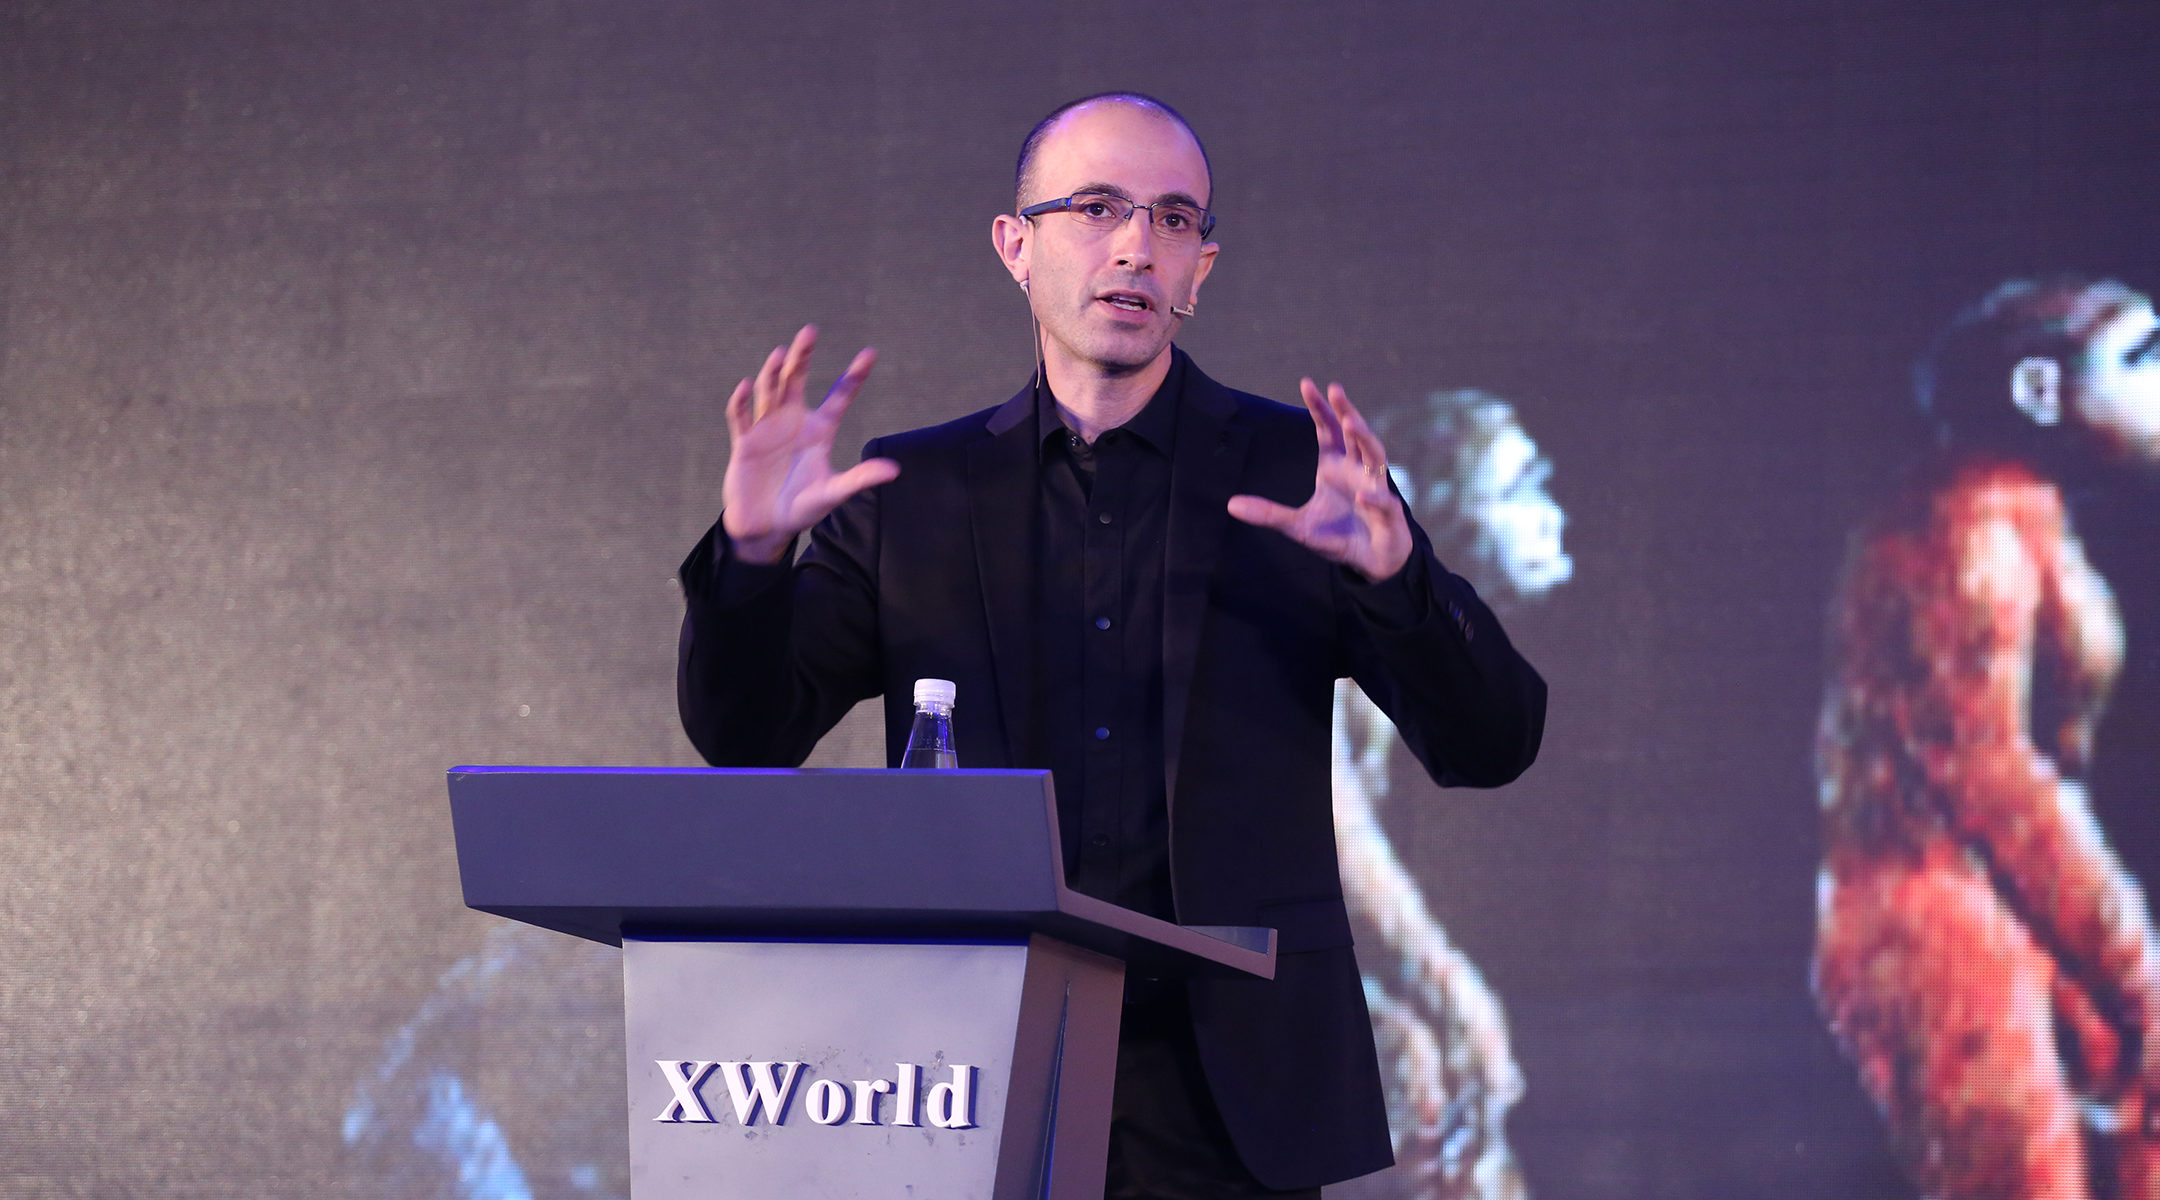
[674,451,887,767]
[1334,506,1547,788]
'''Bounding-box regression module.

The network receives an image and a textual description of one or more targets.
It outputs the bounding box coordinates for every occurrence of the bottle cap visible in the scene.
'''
[913,678,957,708]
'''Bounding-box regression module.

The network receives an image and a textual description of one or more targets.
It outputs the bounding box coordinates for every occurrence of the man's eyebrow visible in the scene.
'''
[1072,182,1207,208]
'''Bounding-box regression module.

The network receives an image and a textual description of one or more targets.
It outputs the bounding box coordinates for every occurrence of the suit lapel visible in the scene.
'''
[969,385,1041,769]
[1161,357,1248,812]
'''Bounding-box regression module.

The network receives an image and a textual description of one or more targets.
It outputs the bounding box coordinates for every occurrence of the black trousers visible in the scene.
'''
[1104,988,1324,1200]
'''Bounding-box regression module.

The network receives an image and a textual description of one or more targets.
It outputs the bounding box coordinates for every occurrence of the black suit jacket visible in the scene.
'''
[677,350,1546,1189]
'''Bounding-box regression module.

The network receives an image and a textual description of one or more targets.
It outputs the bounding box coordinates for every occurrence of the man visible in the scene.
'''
[1814,277,2160,1199]
[678,93,1547,1198]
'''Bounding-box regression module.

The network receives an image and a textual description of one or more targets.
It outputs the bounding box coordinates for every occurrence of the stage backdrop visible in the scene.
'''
[3,2,2157,1198]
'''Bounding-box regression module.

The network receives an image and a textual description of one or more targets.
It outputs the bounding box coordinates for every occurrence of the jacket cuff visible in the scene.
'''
[1338,547,1435,632]
[679,518,796,609]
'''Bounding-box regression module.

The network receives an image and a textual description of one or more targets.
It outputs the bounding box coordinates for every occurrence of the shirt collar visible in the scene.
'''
[1035,350,1186,458]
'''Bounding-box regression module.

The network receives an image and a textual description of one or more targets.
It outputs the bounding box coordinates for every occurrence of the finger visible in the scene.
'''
[724,377,753,438]
[1310,453,1397,526]
[778,324,819,404]
[1329,383,1389,479]
[1323,383,1366,473]
[1332,441,1397,504]
[1352,479,1405,518]
[820,346,879,411]
[1325,380,1360,421]
[1302,377,1345,454]
[1345,420,1389,479]
[1325,383,1367,470]
[753,344,787,419]
[1227,493,1300,531]
[806,349,879,445]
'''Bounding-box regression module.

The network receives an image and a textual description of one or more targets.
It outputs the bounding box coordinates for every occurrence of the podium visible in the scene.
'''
[447,766,1276,1200]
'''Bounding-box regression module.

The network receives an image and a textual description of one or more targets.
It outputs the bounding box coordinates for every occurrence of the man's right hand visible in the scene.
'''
[721,324,900,564]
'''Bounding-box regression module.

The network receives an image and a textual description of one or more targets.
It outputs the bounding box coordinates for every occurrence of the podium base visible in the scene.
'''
[623,933,1123,1200]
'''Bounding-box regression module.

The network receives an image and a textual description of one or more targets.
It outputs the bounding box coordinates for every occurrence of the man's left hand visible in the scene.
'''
[1228,378,1412,582]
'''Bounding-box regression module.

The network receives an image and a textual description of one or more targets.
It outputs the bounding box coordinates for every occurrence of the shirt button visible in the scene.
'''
[1090,834,1110,848]
[1094,726,1111,740]
[1096,511,1113,524]
[1095,616,1112,630]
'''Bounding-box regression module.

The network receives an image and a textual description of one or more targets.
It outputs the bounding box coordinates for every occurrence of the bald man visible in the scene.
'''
[678,92,1546,1199]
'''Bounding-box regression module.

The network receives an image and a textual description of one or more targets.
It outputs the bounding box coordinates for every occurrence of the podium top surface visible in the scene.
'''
[447,766,1274,980]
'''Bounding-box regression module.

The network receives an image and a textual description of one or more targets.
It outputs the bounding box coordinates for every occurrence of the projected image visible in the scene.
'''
[1814,279,2160,1199]
[1331,390,1572,1200]
[343,926,627,1200]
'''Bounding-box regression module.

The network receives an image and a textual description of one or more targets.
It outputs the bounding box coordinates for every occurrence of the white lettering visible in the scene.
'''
[849,1078,894,1126]
[717,1060,805,1126]
[653,1060,720,1123]
[805,1079,849,1125]
[655,1058,970,1132]
[893,1062,921,1127]
[927,1065,976,1130]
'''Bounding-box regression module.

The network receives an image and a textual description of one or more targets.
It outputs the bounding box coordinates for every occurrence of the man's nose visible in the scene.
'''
[1111,211,1156,270]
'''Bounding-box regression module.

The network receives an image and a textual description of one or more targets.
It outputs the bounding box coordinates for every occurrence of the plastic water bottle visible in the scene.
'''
[900,678,959,769]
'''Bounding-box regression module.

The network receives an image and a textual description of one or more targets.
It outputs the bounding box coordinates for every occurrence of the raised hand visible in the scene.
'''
[720,324,900,564]
[1227,379,1412,582]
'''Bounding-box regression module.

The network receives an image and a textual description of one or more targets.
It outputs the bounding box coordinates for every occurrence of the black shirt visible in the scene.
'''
[1034,358,1182,923]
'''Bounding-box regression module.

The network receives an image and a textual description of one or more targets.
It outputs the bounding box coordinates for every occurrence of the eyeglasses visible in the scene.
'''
[1019,191,1216,241]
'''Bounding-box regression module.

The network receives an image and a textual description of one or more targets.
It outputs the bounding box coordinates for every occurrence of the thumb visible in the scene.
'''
[787,459,902,530]
[1228,493,1298,531]
[815,457,901,510]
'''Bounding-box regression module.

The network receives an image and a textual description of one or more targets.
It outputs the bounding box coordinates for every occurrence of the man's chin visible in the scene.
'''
[1079,331,1175,376]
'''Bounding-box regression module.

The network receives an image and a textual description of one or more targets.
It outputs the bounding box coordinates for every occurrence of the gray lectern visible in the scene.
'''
[447,766,1276,1200]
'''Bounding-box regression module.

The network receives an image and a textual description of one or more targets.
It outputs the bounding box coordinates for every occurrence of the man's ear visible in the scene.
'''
[991,213,1030,288]
[2011,356,2064,426]
[1184,239,1220,310]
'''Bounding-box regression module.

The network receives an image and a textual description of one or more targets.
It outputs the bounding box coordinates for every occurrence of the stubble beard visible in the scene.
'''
[1043,307,1171,380]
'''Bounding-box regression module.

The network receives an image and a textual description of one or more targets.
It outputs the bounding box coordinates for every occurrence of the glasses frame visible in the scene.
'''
[1019,190,1217,241]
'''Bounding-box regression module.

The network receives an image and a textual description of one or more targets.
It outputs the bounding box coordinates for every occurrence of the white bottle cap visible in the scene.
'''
[913,678,957,708]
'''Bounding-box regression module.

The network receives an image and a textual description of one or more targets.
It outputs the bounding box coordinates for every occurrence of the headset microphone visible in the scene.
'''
[1170,301,1196,318]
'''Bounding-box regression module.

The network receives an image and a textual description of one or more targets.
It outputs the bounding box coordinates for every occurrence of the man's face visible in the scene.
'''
[2075,296,2160,464]
[1013,102,1217,378]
